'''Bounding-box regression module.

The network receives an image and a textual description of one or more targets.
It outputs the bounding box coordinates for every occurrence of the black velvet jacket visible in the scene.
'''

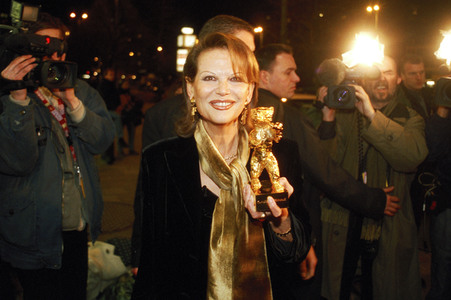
[131,136,310,299]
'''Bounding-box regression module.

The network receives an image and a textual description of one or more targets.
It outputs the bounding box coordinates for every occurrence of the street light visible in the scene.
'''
[366,4,380,31]
[69,11,89,25]
[176,27,197,72]
[254,26,264,48]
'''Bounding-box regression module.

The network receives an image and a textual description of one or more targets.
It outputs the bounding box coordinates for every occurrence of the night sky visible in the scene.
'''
[1,0,450,87]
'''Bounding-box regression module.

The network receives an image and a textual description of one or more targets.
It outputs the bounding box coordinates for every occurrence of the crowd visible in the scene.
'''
[0,10,450,300]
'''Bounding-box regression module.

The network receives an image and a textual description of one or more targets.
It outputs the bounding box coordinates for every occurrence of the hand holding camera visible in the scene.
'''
[1,31,78,92]
[1,54,37,100]
[316,86,336,122]
[352,84,376,121]
[316,58,380,110]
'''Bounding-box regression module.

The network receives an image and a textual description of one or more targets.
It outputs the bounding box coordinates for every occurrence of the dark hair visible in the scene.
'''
[399,54,424,75]
[199,15,254,39]
[28,12,69,42]
[176,32,259,137]
[255,43,293,72]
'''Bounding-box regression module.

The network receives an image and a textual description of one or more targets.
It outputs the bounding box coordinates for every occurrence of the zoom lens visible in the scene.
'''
[46,62,68,84]
[333,87,353,107]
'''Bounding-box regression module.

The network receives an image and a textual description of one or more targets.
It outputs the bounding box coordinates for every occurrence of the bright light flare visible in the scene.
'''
[254,26,263,33]
[342,32,384,68]
[435,30,451,66]
[181,27,194,35]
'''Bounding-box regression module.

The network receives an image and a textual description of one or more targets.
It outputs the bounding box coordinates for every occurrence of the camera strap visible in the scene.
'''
[35,86,85,197]
[0,77,27,92]
[357,114,368,184]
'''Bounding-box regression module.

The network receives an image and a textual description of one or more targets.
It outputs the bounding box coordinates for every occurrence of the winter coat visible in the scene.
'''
[0,79,115,269]
[318,93,428,300]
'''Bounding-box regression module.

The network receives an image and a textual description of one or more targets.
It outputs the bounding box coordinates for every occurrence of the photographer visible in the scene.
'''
[316,56,427,300]
[0,13,114,300]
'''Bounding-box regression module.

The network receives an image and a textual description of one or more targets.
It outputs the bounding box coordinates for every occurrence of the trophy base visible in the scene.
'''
[255,190,289,212]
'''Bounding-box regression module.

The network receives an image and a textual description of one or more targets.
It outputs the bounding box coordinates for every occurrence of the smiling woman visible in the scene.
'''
[177,32,259,139]
[131,32,311,299]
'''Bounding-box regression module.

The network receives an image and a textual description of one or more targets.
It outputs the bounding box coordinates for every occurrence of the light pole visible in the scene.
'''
[366,4,380,31]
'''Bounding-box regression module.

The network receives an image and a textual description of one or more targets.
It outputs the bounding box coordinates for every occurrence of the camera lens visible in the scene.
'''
[333,87,353,106]
[46,62,67,84]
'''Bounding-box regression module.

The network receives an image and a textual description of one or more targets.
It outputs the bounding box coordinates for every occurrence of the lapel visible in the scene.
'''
[164,137,202,231]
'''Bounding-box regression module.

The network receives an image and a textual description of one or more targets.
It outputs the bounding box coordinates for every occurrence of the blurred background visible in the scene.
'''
[1,0,450,98]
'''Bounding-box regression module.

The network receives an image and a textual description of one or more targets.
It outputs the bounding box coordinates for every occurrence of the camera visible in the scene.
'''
[0,1,78,91]
[434,77,451,108]
[324,85,356,109]
[316,58,380,109]
[1,33,78,90]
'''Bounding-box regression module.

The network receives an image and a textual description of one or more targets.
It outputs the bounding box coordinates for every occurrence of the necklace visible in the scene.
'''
[224,153,238,161]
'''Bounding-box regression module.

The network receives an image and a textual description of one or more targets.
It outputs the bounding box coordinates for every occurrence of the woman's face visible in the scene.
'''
[187,48,254,130]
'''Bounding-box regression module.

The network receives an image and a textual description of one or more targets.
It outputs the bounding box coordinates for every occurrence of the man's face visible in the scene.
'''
[35,28,66,61]
[363,56,401,107]
[401,62,425,92]
[233,30,255,52]
[263,53,300,99]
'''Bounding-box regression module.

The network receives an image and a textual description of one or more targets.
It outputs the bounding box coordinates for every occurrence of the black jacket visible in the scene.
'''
[131,136,310,299]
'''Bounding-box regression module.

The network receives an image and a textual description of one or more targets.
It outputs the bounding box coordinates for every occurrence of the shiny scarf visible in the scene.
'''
[194,120,272,300]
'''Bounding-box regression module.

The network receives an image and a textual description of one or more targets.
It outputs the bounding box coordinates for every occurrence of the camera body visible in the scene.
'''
[434,77,451,108]
[0,12,77,91]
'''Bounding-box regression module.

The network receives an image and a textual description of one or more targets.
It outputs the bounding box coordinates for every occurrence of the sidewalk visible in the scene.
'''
[96,125,143,242]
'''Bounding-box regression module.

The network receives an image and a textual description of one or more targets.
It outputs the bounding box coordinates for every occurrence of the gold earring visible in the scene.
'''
[240,105,248,125]
[190,98,197,121]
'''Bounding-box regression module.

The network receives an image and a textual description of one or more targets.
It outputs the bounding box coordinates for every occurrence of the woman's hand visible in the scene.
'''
[243,177,294,240]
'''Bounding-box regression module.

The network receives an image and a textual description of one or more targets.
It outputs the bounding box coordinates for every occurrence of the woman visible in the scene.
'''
[132,33,310,299]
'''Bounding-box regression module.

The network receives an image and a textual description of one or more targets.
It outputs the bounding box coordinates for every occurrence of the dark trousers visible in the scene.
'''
[1,229,88,300]
[340,214,376,300]
[427,208,451,300]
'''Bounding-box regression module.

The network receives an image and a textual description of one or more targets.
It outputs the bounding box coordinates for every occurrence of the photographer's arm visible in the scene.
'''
[67,80,115,154]
[316,86,339,143]
[317,86,336,122]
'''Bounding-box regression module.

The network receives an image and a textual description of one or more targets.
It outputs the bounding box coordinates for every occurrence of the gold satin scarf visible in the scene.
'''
[194,120,272,300]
